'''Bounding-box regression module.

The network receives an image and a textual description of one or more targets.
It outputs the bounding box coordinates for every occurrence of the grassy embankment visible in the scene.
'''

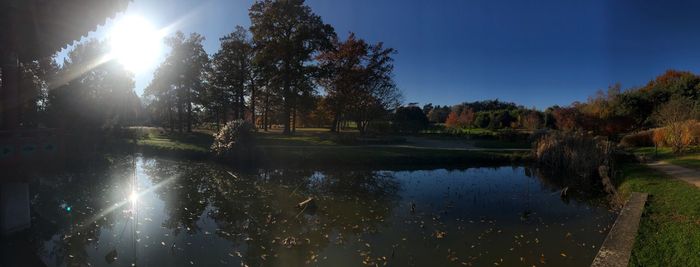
[616,147,700,266]
[632,146,700,170]
[122,126,529,166]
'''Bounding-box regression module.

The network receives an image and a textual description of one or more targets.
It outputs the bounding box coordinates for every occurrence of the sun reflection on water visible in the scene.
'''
[129,190,139,205]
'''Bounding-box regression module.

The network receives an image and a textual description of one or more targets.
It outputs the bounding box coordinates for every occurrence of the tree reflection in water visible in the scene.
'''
[17,155,615,267]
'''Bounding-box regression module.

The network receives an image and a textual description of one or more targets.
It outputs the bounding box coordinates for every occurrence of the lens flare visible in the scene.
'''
[129,191,138,204]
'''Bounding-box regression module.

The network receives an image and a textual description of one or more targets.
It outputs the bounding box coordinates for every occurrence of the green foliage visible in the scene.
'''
[249,0,336,134]
[209,26,255,125]
[474,112,491,128]
[392,106,429,133]
[47,39,141,130]
[144,32,209,132]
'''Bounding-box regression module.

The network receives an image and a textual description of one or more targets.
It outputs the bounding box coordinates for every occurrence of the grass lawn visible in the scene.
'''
[120,127,528,165]
[631,146,700,170]
[127,127,213,153]
[617,164,700,266]
[255,129,339,146]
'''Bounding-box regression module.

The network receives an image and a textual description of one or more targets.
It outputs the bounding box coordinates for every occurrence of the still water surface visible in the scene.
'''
[21,155,615,266]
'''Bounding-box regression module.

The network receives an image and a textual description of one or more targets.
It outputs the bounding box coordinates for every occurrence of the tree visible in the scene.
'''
[489,110,515,129]
[392,106,429,133]
[653,97,698,154]
[18,58,59,127]
[520,109,542,130]
[145,32,209,132]
[347,41,402,134]
[422,103,434,116]
[317,33,366,132]
[474,112,491,128]
[445,111,459,128]
[47,39,140,130]
[317,33,401,134]
[427,105,450,123]
[249,0,335,134]
[458,107,475,128]
[550,106,583,131]
[210,26,256,128]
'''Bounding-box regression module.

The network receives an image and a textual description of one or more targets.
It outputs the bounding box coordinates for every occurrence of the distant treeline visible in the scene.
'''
[422,70,700,137]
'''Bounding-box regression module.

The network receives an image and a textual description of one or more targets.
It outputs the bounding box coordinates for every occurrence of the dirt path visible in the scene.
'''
[647,161,700,188]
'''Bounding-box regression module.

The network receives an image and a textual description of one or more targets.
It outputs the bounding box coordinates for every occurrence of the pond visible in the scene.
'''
[5,155,616,266]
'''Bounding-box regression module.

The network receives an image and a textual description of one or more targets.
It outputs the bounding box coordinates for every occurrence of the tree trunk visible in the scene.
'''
[282,83,291,135]
[239,90,245,120]
[283,103,291,134]
[232,92,239,120]
[330,112,340,132]
[168,105,174,132]
[292,107,296,133]
[263,92,269,131]
[250,80,256,128]
[178,103,183,133]
[186,100,192,132]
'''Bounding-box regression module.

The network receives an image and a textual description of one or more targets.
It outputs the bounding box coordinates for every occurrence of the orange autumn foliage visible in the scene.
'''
[445,111,459,128]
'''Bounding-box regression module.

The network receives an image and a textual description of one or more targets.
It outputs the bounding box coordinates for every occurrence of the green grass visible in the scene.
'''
[667,155,700,170]
[631,146,700,170]
[617,164,700,266]
[128,127,213,153]
[118,127,528,165]
[255,131,338,146]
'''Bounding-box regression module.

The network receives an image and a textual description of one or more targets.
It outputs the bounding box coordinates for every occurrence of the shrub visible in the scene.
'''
[392,106,429,133]
[211,120,256,160]
[652,128,667,147]
[533,131,617,194]
[653,120,697,154]
[619,130,654,148]
[654,97,699,154]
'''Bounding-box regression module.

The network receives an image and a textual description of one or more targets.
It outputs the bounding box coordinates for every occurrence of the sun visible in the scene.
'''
[109,15,162,72]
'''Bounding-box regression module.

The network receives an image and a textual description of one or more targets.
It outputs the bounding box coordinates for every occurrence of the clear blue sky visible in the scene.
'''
[58,0,700,109]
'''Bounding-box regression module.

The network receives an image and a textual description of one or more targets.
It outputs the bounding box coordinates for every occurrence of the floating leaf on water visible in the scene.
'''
[435,231,447,239]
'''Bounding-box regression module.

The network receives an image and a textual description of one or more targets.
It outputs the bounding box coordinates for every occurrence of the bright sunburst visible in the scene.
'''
[109,15,162,72]
[129,190,139,204]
